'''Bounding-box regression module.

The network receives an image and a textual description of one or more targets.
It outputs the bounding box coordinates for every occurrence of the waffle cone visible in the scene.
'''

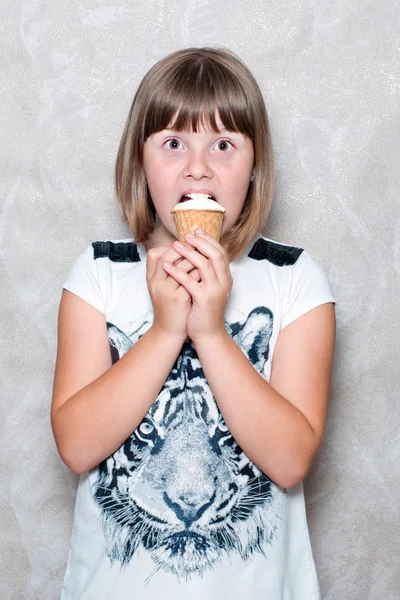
[172,209,224,242]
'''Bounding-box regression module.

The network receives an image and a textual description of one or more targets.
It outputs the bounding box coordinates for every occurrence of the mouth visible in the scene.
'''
[179,192,217,203]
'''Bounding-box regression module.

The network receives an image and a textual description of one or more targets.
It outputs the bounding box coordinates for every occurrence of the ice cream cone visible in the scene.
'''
[171,194,226,242]
[172,209,224,242]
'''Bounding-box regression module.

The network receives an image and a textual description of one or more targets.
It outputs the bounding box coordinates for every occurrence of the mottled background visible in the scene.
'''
[1,0,399,598]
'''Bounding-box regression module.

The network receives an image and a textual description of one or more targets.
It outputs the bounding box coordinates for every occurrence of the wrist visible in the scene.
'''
[191,328,230,351]
[150,323,187,347]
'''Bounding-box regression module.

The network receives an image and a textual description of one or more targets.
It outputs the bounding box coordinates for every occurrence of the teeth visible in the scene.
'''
[185,193,214,200]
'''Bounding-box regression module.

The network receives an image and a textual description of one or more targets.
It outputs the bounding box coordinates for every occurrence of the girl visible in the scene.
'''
[52,48,335,599]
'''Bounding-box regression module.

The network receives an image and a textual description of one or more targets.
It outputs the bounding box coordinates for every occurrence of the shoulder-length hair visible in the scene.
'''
[115,47,274,260]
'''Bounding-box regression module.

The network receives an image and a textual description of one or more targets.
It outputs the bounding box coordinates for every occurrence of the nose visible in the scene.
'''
[183,148,213,180]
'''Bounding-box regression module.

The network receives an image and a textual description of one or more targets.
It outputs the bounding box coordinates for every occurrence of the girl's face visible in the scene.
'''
[142,114,254,248]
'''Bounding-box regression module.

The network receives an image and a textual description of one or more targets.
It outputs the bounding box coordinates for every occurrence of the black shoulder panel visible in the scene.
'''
[248,238,303,266]
[92,241,141,263]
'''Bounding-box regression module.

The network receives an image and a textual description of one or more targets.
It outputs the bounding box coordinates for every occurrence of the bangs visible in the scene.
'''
[142,55,256,140]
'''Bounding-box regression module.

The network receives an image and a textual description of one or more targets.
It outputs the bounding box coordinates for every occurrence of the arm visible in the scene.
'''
[193,303,336,488]
[164,231,336,488]
[51,245,198,474]
[51,290,185,474]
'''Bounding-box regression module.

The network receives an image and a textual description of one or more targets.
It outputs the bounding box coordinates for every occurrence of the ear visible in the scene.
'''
[107,323,133,363]
[227,307,274,373]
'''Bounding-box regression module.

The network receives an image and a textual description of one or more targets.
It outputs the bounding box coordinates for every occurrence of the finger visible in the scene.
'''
[153,246,187,282]
[176,257,197,275]
[183,231,230,285]
[172,241,218,287]
[146,246,170,279]
[163,261,200,296]
[147,245,187,279]
[188,229,225,252]
[190,268,201,282]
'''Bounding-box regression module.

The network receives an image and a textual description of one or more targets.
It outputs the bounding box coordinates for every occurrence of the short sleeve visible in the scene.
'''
[63,245,106,313]
[281,250,335,329]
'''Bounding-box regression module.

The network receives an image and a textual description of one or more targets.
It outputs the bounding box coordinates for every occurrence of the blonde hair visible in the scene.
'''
[115,47,274,260]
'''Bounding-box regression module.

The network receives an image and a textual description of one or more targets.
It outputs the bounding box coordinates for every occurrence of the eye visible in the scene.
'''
[165,138,183,150]
[139,421,154,436]
[213,139,233,152]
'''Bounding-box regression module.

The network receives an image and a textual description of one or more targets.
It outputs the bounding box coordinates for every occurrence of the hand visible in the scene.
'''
[146,245,200,339]
[162,230,233,343]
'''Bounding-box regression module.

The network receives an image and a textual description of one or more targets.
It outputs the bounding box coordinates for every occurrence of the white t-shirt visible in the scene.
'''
[61,235,334,600]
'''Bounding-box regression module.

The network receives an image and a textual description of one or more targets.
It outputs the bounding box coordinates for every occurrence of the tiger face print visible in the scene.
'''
[93,306,282,580]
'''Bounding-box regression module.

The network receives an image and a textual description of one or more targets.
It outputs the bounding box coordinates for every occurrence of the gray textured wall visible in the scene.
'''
[1,1,399,598]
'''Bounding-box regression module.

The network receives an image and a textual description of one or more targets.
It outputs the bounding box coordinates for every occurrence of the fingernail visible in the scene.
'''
[185,233,194,240]
[164,262,172,269]
[195,228,204,235]
[174,241,184,248]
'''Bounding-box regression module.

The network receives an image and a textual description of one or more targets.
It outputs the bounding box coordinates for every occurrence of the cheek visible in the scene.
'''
[145,164,170,195]
[225,158,253,190]
[147,160,178,189]
[227,174,252,203]
[223,174,252,225]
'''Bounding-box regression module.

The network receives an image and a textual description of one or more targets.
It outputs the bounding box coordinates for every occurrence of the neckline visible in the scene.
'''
[136,235,260,266]
[133,236,260,266]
